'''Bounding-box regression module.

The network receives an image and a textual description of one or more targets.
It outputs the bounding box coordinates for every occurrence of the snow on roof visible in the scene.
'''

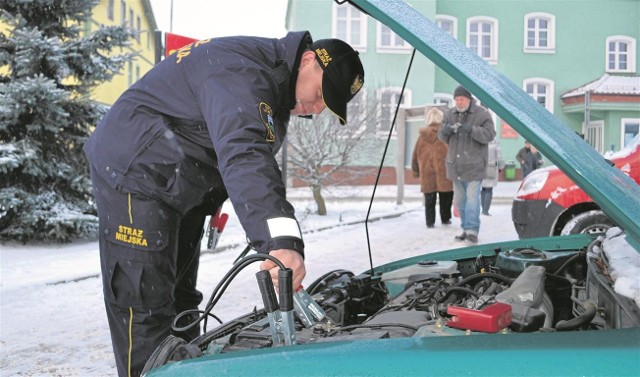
[561,74,640,98]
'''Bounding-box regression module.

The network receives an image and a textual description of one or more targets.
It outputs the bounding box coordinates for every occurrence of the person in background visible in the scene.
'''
[516,140,544,178]
[412,107,453,228]
[438,85,496,244]
[83,31,364,377]
[481,139,505,216]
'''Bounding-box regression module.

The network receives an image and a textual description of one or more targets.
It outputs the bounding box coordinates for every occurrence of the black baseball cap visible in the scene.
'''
[311,39,365,125]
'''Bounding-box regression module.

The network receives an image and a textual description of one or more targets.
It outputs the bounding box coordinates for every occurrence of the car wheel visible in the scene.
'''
[560,210,615,236]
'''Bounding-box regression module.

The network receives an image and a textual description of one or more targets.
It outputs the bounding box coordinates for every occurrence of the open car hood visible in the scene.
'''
[145,232,640,376]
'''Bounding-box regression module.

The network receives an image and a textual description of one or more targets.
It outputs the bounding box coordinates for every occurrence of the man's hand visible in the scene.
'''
[260,249,306,290]
[443,123,460,134]
[460,123,472,133]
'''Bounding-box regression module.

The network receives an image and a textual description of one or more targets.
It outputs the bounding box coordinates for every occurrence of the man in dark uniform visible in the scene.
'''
[84,30,364,377]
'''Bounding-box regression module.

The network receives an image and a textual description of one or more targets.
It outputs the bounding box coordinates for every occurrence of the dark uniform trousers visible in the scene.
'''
[91,167,206,377]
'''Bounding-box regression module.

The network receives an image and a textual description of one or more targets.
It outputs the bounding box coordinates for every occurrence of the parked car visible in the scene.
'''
[512,133,640,238]
[143,1,640,376]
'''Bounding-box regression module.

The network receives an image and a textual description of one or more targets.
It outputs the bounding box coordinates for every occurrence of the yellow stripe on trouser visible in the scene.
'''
[127,195,133,376]
[128,193,133,224]
[128,307,133,377]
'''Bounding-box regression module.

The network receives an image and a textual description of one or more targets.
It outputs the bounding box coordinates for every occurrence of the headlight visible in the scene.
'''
[517,170,549,197]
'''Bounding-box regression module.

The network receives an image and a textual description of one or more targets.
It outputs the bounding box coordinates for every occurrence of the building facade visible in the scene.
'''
[286,0,640,181]
[88,0,158,105]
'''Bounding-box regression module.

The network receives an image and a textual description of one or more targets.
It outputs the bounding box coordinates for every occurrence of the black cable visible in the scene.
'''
[364,48,417,272]
[173,308,223,326]
[306,269,354,294]
[202,254,285,331]
[437,286,479,304]
[454,272,513,287]
[553,250,585,275]
[172,253,285,333]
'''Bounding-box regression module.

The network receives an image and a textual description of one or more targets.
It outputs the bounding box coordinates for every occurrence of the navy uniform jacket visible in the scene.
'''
[84,31,313,256]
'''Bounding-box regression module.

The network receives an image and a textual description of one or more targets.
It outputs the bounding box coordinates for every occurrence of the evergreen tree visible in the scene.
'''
[0,0,136,243]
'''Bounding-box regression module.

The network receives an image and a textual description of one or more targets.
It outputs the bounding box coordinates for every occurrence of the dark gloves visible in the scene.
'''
[443,123,461,134]
[460,122,472,134]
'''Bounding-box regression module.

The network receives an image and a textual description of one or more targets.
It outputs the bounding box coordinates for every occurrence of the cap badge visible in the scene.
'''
[315,48,332,67]
[350,74,364,95]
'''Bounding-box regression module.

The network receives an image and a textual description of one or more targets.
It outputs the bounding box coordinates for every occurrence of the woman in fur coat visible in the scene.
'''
[412,107,453,228]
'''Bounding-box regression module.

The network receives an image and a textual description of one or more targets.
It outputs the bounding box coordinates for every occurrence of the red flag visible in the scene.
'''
[164,32,198,58]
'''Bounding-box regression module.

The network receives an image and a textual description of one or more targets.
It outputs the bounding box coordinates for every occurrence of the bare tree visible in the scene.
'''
[285,94,379,215]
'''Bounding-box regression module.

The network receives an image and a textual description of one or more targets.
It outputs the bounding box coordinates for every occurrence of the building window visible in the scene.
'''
[523,78,554,113]
[436,15,457,39]
[523,12,555,53]
[120,0,126,26]
[136,16,141,41]
[332,3,367,51]
[343,91,369,137]
[467,16,498,63]
[606,36,636,73]
[377,88,412,137]
[107,0,114,21]
[433,93,453,107]
[621,118,640,148]
[127,61,133,87]
[376,23,410,53]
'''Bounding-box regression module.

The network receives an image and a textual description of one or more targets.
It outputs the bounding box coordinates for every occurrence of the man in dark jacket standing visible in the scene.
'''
[516,140,544,178]
[438,86,495,244]
[84,31,364,377]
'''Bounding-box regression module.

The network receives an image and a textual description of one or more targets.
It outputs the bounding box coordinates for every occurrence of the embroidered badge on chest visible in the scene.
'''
[259,102,276,143]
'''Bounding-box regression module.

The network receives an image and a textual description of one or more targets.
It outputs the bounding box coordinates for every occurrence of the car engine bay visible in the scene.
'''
[143,229,640,373]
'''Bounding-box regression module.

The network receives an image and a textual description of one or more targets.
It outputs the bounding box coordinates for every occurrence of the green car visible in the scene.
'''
[144,1,640,376]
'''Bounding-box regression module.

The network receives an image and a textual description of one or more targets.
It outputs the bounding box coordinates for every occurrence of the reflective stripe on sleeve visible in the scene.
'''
[267,217,302,239]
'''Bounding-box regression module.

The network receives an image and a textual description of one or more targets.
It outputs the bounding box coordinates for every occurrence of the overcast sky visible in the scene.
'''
[149,0,289,40]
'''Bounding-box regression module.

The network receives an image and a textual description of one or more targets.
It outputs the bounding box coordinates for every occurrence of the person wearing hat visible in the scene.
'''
[84,31,364,377]
[438,85,495,244]
[516,140,544,178]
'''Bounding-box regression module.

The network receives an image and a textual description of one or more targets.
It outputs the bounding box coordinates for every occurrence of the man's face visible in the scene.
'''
[291,51,326,117]
[454,95,471,112]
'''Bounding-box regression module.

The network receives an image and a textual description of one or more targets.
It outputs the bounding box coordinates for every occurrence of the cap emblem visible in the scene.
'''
[315,48,332,67]
[350,74,364,95]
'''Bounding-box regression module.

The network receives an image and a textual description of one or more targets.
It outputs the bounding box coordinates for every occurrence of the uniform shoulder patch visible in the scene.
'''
[259,102,276,143]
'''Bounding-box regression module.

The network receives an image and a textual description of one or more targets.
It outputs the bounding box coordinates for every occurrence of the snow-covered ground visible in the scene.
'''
[0,181,582,376]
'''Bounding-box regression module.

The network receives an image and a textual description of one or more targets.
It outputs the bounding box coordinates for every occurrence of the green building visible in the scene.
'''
[286,0,640,182]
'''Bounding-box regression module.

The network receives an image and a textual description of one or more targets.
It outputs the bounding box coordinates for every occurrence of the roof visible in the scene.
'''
[561,74,640,98]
